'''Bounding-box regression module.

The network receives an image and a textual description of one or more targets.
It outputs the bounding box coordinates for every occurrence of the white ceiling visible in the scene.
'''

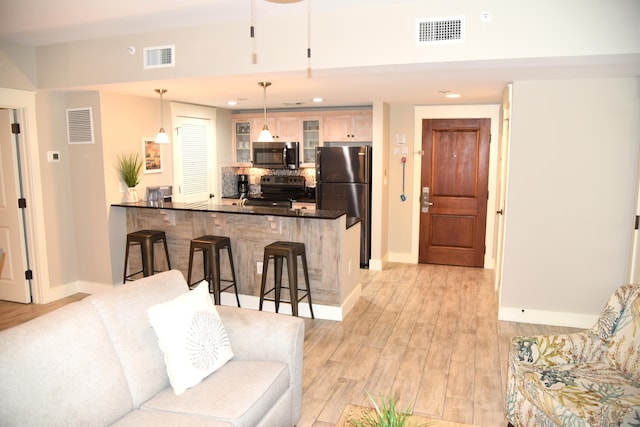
[1,0,639,110]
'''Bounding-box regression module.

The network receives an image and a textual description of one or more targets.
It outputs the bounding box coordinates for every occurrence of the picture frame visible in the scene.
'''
[142,138,162,173]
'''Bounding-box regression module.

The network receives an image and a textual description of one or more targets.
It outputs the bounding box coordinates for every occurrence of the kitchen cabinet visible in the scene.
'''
[250,117,299,141]
[233,120,252,165]
[323,111,372,142]
[301,118,321,166]
[231,109,372,166]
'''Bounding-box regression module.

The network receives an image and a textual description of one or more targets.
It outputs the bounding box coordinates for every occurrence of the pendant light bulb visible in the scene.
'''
[154,89,170,144]
[257,82,273,142]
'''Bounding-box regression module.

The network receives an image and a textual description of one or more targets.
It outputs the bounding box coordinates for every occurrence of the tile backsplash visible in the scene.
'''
[221,167,316,197]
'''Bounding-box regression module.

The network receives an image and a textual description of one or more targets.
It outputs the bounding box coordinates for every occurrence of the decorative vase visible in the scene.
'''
[125,187,139,203]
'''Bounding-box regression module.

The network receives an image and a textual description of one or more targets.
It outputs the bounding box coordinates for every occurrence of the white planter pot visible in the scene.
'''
[125,188,139,203]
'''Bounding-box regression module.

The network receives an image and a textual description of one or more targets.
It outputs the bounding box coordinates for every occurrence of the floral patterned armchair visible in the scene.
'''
[506,284,640,426]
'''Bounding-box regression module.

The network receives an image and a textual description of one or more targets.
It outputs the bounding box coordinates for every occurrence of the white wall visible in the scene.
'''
[499,77,640,328]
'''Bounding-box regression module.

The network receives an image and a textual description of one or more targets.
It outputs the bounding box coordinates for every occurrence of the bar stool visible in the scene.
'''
[259,241,314,318]
[123,230,171,283]
[187,235,240,307]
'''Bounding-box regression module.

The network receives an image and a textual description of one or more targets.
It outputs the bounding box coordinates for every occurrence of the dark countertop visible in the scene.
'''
[112,201,361,228]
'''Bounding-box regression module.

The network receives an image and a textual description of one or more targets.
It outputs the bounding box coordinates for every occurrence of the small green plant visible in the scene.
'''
[116,152,142,188]
[349,392,433,427]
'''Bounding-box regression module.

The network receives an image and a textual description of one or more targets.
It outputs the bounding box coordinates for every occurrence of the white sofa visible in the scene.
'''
[0,270,304,426]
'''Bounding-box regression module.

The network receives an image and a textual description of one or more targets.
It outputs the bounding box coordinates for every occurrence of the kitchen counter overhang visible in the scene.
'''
[112,202,362,320]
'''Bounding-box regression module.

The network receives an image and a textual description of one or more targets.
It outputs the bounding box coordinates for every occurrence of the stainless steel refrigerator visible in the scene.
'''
[316,146,372,268]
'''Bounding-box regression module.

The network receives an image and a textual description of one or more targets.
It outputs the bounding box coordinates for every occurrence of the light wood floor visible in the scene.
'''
[0,263,579,426]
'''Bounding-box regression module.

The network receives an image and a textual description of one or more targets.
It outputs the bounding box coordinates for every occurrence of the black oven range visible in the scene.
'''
[243,175,309,208]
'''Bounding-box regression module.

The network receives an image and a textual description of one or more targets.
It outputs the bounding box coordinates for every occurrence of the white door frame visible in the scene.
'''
[0,88,50,304]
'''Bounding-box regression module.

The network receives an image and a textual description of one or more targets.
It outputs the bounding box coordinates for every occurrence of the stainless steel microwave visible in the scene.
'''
[252,141,299,169]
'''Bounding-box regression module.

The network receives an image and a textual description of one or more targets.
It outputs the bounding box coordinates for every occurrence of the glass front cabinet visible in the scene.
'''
[301,119,321,166]
[233,120,252,165]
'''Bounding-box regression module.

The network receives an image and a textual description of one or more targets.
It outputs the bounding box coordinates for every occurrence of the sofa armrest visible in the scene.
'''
[216,306,305,424]
[510,331,607,367]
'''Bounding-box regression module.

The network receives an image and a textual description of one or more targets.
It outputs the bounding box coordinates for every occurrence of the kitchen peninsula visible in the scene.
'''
[112,201,362,320]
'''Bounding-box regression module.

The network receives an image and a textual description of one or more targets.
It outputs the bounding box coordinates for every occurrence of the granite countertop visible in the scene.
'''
[112,201,360,227]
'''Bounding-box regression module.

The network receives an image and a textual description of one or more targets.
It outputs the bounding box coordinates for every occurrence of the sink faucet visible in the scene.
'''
[239,194,247,207]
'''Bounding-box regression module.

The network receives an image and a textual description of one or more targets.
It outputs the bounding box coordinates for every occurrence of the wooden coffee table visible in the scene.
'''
[336,404,477,427]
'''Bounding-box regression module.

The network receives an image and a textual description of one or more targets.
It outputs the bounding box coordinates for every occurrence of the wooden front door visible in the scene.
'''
[418,118,490,267]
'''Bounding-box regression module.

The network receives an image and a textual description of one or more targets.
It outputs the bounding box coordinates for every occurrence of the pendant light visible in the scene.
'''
[257,81,274,142]
[154,89,170,144]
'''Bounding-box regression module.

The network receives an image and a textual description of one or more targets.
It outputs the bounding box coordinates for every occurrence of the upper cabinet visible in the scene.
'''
[233,120,252,165]
[301,118,321,166]
[231,109,371,166]
[323,111,373,142]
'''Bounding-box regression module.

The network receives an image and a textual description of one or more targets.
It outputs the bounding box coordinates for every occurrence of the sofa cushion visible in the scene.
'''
[606,287,640,383]
[0,301,133,426]
[87,269,188,406]
[517,361,640,426]
[142,360,290,427]
[111,409,232,426]
[148,281,234,395]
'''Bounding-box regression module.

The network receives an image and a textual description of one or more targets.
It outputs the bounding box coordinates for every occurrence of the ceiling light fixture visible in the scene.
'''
[445,93,461,99]
[154,89,170,144]
[257,82,273,142]
[312,97,324,103]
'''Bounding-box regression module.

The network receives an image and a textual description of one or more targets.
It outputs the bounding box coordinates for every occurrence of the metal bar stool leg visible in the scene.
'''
[259,252,270,311]
[274,256,283,313]
[210,246,221,305]
[286,253,299,317]
[300,250,314,319]
[225,245,241,307]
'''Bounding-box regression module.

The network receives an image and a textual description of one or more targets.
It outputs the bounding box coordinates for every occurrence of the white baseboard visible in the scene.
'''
[499,306,598,329]
[220,284,362,321]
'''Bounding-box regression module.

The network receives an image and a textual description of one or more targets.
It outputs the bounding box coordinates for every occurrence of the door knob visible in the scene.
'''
[421,187,434,213]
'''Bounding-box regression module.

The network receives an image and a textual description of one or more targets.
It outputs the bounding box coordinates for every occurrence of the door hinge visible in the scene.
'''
[635,215,639,230]
[25,270,33,280]
[18,198,27,209]
[11,123,21,134]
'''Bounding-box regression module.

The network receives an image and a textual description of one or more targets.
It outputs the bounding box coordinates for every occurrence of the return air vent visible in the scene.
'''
[144,44,175,69]
[66,107,94,144]
[416,16,465,45]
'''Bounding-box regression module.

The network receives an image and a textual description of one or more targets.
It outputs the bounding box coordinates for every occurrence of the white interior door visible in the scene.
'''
[172,116,214,203]
[0,109,31,303]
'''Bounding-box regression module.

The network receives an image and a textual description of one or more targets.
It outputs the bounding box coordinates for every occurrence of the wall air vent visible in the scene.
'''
[66,107,94,144]
[144,44,175,69]
[416,16,465,45]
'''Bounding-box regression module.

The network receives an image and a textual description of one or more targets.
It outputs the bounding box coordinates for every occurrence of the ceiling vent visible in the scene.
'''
[66,107,94,144]
[416,16,465,45]
[144,45,175,69]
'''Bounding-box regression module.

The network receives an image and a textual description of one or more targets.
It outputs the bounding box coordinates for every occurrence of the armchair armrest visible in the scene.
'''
[216,306,305,424]
[510,330,607,367]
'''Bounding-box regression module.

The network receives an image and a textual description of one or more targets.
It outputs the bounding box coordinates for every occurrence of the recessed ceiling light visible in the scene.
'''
[445,93,461,99]
[312,97,324,103]
[227,100,238,106]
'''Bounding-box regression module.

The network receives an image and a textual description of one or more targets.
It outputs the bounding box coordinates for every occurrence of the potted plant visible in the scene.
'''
[348,392,433,427]
[116,152,143,202]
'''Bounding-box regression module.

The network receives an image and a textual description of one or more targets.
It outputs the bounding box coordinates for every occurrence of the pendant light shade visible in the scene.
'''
[257,82,273,142]
[154,89,170,144]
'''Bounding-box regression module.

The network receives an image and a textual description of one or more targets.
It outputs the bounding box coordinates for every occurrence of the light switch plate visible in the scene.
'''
[47,151,60,162]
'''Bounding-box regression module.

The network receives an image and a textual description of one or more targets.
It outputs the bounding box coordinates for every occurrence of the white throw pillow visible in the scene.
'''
[147,281,234,395]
